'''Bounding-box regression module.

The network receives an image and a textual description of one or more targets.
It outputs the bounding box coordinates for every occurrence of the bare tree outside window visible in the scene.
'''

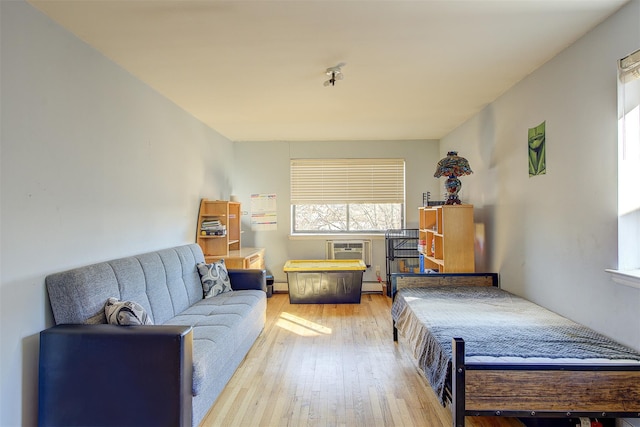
[293,203,402,233]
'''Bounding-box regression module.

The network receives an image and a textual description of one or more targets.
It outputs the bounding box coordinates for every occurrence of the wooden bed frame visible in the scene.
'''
[391,273,640,427]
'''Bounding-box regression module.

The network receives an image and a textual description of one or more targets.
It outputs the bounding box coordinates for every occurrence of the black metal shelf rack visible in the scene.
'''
[385,229,419,296]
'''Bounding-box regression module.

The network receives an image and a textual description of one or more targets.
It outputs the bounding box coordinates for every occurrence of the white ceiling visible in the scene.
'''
[28,0,628,142]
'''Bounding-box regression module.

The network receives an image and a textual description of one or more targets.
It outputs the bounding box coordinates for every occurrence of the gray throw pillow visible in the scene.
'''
[104,297,153,325]
[197,260,232,298]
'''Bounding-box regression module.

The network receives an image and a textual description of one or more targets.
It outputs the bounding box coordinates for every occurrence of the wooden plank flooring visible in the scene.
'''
[201,293,523,427]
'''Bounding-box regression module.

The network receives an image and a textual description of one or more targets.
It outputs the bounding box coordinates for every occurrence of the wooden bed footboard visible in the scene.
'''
[452,338,640,427]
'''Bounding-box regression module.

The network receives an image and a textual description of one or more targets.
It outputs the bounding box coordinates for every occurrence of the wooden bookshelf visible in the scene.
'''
[196,199,264,269]
[418,205,475,273]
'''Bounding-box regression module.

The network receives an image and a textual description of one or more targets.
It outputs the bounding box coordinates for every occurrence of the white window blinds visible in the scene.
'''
[290,158,405,205]
[619,49,640,83]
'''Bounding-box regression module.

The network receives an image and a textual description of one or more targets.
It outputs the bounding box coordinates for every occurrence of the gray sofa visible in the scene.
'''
[39,244,267,427]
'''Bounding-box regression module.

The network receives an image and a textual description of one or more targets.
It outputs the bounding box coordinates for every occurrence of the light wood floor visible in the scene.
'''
[201,293,523,427]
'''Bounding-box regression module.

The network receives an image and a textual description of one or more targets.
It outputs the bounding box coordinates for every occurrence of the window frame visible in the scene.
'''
[608,48,640,288]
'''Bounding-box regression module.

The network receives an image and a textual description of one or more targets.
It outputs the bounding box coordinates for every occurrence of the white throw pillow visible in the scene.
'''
[104,297,153,325]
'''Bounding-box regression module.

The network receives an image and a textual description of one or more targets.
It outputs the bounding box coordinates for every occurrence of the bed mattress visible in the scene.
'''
[391,285,640,403]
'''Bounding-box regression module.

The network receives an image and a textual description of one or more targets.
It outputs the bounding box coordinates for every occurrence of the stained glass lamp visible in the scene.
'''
[433,151,473,205]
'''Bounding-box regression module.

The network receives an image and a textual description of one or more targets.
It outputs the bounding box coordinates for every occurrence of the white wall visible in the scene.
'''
[0,2,235,425]
[232,140,441,288]
[440,0,640,351]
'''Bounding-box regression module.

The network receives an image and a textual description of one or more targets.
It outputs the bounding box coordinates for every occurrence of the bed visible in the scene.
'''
[390,273,640,427]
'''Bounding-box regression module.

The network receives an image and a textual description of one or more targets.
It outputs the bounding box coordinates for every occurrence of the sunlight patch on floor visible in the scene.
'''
[276,311,332,336]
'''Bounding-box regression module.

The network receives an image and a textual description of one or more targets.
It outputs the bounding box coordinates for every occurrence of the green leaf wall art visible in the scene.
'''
[528,121,546,177]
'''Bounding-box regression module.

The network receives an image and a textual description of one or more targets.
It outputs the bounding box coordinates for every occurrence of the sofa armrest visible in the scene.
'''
[39,324,193,427]
[228,269,267,292]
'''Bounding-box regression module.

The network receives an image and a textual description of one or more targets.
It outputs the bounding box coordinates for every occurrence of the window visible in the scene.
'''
[611,48,640,286]
[290,158,405,234]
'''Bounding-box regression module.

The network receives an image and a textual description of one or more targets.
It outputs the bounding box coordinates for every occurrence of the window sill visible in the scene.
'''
[606,269,640,289]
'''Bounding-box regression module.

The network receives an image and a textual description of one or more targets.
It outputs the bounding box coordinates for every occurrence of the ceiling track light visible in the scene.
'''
[324,63,345,87]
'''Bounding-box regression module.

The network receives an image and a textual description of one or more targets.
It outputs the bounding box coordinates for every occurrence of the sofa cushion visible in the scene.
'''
[104,297,154,325]
[197,260,232,298]
[163,289,265,396]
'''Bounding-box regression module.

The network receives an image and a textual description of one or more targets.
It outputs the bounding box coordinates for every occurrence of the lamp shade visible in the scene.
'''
[433,151,473,178]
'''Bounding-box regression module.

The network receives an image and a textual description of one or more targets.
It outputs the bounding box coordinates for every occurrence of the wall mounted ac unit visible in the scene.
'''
[326,240,372,267]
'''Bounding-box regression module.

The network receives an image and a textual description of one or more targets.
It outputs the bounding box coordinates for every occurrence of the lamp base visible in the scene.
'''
[444,176,462,205]
[445,196,462,205]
